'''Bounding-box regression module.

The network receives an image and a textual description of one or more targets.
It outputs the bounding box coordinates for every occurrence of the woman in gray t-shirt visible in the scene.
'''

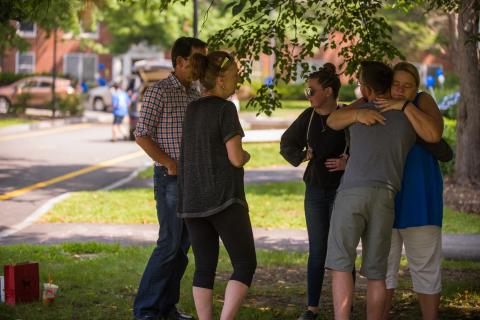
[178,51,256,320]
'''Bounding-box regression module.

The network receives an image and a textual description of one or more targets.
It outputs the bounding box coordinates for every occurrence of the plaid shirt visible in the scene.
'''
[134,73,200,164]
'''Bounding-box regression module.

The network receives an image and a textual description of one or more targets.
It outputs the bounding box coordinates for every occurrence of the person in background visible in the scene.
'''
[127,89,139,141]
[376,62,453,320]
[81,80,89,94]
[280,63,353,320]
[111,83,130,142]
[133,36,207,320]
[178,51,256,320]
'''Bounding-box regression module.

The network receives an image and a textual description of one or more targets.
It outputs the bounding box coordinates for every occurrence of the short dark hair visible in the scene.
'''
[171,37,207,68]
[359,61,393,95]
[308,63,341,99]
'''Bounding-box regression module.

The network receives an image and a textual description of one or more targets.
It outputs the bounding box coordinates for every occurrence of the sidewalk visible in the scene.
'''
[0,110,293,141]
[2,222,479,261]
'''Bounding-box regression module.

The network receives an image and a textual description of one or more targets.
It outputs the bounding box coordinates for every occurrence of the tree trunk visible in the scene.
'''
[454,0,480,185]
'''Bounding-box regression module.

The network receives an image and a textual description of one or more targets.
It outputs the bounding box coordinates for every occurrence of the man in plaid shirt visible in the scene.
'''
[133,37,207,320]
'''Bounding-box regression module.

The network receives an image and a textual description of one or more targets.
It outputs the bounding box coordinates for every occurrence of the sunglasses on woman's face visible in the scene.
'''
[304,87,316,98]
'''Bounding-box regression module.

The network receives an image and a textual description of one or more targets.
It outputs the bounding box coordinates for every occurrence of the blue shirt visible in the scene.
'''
[393,93,443,228]
[112,90,130,117]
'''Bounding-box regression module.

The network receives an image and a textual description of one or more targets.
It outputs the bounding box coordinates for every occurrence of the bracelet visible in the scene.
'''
[401,101,409,112]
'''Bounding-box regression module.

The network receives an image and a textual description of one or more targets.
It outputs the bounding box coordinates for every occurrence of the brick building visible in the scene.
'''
[0,22,113,83]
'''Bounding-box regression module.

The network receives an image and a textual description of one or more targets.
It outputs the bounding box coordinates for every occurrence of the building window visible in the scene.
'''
[17,21,37,38]
[16,52,35,74]
[64,53,97,82]
[62,22,100,40]
[80,23,100,39]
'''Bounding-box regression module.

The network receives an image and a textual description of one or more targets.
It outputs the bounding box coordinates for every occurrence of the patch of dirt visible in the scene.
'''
[444,177,480,214]
[215,264,480,319]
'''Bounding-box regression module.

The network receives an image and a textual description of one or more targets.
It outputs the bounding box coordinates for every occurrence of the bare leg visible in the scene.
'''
[332,270,354,320]
[367,279,386,320]
[119,123,128,138]
[111,125,117,141]
[418,293,440,320]
[220,280,249,320]
[381,288,395,319]
[193,286,214,320]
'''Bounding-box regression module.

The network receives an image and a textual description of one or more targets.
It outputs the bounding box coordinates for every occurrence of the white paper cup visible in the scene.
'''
[42,283,59,304]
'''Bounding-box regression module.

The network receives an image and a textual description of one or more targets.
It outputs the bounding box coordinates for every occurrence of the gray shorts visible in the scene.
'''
[325,186,395,280]
[386,226,442,294]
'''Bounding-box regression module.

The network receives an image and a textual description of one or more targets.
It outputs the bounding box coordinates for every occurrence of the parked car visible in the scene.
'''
[87,84,113,111]
[128,59,173,140]
[0,76,76,114]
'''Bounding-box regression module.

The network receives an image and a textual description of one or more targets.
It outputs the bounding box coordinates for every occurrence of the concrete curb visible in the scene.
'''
[1,111,293,137]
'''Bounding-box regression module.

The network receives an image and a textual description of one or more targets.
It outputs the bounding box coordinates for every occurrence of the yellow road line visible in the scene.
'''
[0,151,145,201]
[0,123,93,142]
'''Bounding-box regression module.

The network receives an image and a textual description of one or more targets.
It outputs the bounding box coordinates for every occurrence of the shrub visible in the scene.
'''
[10,92,31,115]
[443,104,457,119]
[338,83,357,102]
[56,94,84,116]
[439,118,456,176]
[245,80,358,102]
[276,82,305,100]
[0,72,33,86]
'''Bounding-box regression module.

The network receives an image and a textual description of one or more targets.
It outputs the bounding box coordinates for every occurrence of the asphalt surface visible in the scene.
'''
[0,120,150,231]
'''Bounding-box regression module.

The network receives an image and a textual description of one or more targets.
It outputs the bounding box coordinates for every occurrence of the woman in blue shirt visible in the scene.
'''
[376,62,453,320]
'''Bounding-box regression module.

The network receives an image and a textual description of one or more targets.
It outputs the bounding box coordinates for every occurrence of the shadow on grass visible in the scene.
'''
[0,243,478,320]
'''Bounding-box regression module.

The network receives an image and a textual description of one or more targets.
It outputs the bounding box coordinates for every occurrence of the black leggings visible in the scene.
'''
[184,204,257,289]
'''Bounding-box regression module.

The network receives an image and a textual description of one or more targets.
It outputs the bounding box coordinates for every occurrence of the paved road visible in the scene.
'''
[0,123,150,231]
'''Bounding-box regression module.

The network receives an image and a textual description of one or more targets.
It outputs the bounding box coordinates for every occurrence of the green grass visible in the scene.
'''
[41,181,480,234]
[240,99,309,111]
[40,189,156,224]
[0,117,34,128]
[0,243,478,320]
[443,207,480,234]
[244,142,288,169]
[138,142,289,179]
[247,181,306,228]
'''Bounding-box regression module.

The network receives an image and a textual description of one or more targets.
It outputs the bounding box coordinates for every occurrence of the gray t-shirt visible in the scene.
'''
[177,96,248,218]
[339,102,416,193]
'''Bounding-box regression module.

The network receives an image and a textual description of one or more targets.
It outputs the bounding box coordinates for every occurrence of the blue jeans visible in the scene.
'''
[305,185,337,307]
[133,166,190,318]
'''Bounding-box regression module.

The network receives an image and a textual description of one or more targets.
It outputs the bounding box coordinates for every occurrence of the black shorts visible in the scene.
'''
[113,115,125,125]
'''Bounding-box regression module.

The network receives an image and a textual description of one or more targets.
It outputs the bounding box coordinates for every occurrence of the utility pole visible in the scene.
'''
[193,0,198,38]
[51,28,57,118]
